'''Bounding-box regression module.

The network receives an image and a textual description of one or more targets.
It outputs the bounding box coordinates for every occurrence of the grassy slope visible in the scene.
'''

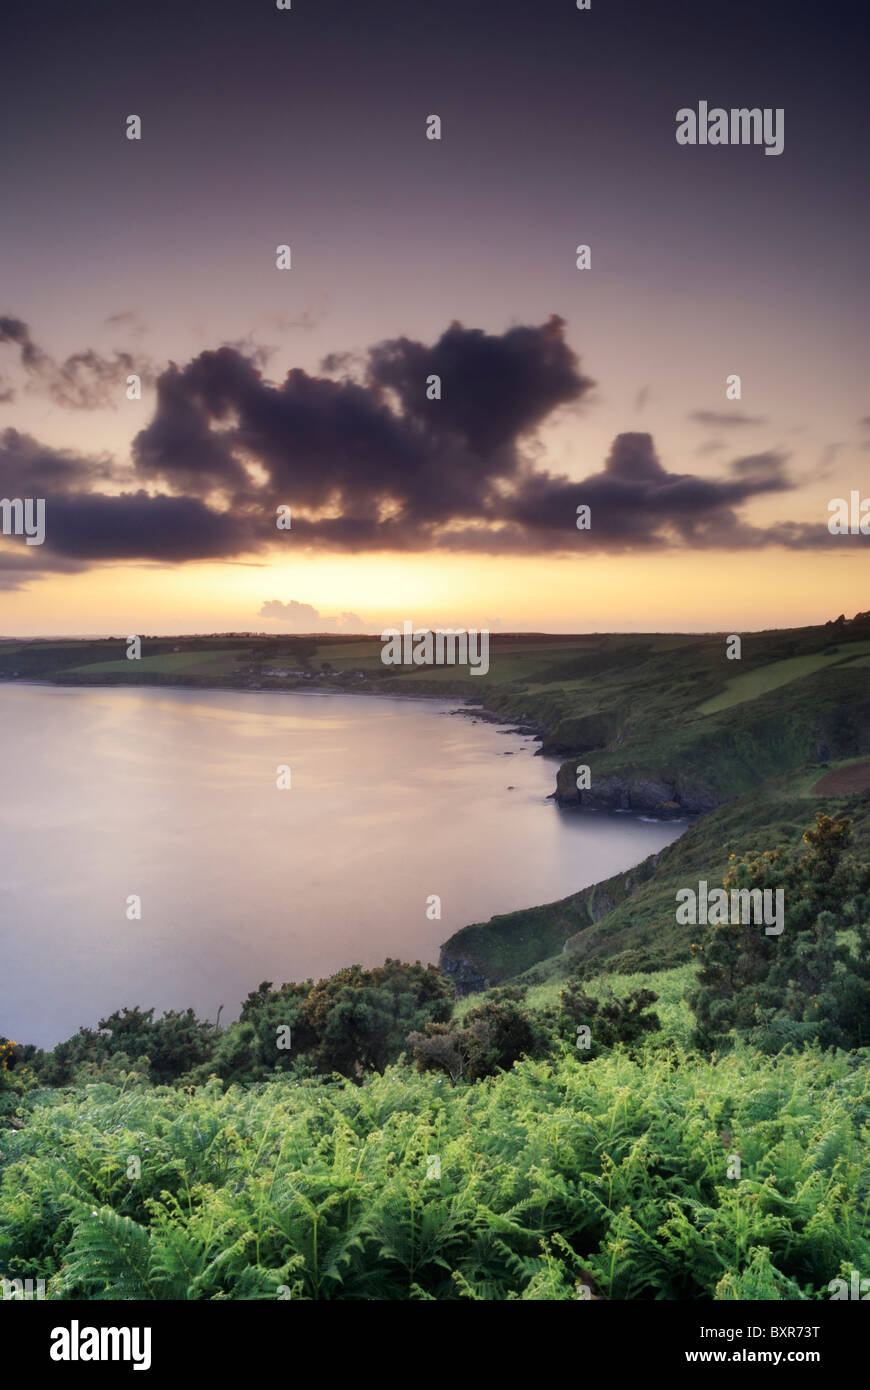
[442,780,870,990]
[438,618,870,990]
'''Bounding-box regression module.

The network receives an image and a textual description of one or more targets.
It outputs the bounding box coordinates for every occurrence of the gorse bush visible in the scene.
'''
[31,960,454,1089]
[408,987,552,1083]
[0,1038,38,1118]
[558,981,661,1058]
[1,1042,867,1300]
[37,1008,219,1088]
[690,813,870,1052]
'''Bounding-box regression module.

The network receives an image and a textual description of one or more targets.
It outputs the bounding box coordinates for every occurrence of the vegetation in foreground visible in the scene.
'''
[2,811,869,1300]
[1,1040,866,1301]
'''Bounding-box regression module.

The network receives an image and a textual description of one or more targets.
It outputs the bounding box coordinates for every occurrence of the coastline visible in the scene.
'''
[1,675,691,1003]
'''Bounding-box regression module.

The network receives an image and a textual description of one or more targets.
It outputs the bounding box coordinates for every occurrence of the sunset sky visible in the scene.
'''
[1,0,867,636]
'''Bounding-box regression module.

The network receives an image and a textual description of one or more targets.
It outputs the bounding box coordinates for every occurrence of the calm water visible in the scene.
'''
[0,685,684,1048]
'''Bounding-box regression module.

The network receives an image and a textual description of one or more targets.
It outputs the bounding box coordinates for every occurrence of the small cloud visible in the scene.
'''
[0,315,155,409]
[104,310,148,339]
[258,600,364,632]
[633,385,651,414]
[260,599,319,624]
[728,451,789,482]
[257,295,328,335]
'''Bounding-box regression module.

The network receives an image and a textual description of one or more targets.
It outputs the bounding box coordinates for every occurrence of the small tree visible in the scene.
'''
[558,983,661,1059]
[408,988,550,1083]
[689,812,870,1051]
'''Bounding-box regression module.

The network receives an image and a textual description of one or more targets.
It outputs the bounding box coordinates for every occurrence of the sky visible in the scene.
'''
[1,0,867,635]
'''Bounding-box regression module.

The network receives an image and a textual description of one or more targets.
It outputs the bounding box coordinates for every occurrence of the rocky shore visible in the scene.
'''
[553,763,719,817]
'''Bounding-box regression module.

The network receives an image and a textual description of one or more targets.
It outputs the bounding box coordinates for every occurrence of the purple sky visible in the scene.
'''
[1,0,867,633]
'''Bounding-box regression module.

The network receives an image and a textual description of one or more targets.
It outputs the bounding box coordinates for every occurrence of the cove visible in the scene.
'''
[0,683,684,1048]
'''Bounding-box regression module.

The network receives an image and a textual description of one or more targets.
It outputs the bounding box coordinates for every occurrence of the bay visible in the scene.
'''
[0,684,684,1048]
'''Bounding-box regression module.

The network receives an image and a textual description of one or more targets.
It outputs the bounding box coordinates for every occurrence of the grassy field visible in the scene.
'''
[67,649,244,676]
[697,641,870,714]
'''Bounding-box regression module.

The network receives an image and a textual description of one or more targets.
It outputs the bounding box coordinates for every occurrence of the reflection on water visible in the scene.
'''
[0,685,683,1047]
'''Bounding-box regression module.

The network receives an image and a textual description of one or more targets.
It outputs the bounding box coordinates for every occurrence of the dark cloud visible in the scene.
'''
[728,451,791,483]
[475,436,797,554]
[689,410,768,428]
[41,492,253,562]
[0,428,253,565]
[133,317,594,531]
[320,350,362,375]
[860,416,870,430]
[0,320,853,583]
[0,427,117,495]
[0,317,155,409]
[123,325,857,556]
[218,335,277,371]
[0,549,78,590]
[366,315,592,454]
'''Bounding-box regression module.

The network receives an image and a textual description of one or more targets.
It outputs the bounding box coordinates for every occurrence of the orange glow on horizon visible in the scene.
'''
[1,546,867,637]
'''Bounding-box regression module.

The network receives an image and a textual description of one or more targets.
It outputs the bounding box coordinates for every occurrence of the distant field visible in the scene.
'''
[697,640,870,714]
[312,637,589,683]
[68,649,244,676]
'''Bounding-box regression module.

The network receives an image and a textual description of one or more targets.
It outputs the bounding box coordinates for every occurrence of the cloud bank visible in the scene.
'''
[0,315,851,585]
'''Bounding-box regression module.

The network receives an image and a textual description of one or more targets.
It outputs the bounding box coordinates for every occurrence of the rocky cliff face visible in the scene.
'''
[554,763,719,816]
[438,951,488,997]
